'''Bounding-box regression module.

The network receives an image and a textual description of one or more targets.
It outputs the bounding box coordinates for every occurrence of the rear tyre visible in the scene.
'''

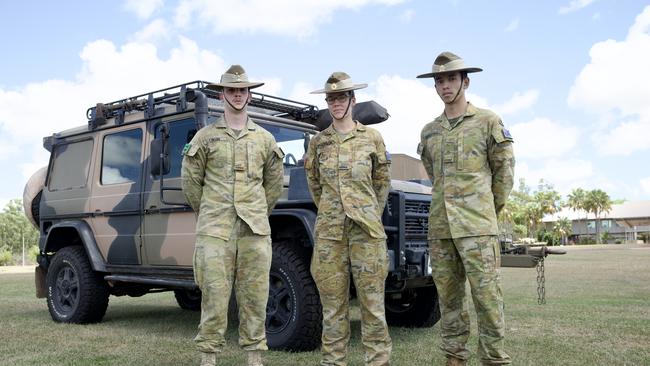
[385,285,441,328]
[174,289,202,311]
[46,246,109,323]
[266,242,322,351]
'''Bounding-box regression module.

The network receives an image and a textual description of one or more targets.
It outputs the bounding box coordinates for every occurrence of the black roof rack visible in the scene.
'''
[86,80,319,129]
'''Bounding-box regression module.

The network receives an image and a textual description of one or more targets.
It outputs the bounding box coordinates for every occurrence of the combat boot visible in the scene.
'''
[445,356,467,366]
[200,352,216,366]
[247,350,264,366]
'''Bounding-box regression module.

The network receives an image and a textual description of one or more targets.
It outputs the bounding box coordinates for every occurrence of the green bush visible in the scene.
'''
[28,245,39,264]
[578,236,595,245]
[0,250,13,266]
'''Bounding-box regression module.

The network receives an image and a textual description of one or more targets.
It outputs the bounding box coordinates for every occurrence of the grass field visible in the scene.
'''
[1,244,649,366]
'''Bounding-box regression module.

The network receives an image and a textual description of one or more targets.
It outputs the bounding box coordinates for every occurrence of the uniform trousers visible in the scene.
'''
[311,217,392,366]
[428,235,511,365]
[193,218,272,353]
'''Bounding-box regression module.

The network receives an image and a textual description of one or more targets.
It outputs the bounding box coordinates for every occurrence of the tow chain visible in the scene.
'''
[536,257,546,305]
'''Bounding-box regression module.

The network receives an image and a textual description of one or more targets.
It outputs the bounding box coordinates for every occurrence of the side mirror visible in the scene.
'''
[151,138,170,176]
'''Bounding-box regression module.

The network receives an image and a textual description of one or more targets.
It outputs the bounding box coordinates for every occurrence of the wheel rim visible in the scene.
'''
[54,265,80,314]
[385,291,417,314]
[266,270,294,334]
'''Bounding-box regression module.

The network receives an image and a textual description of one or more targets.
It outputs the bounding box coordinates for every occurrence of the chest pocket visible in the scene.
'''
[247,141,265,180]
[207,138,232,178]
[459,130,486,172]
[352,142,374,181]
[317,144,337,182]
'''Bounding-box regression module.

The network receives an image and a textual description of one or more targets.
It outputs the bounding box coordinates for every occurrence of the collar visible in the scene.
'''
[436,102,477,130]
[213,116,256,139]
[323,120,365,135]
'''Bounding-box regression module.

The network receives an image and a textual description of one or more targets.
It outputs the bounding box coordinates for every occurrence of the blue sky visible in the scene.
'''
[1,0,649,207]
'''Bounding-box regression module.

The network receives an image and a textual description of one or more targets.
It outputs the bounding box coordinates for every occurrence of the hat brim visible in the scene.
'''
[310,83,368,94]
[416,67,483,79]
[206,82,265,90]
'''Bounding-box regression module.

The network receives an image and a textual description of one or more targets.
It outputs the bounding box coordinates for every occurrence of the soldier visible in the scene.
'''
[305,72,392,366]
[181,65,284,366]
[416,52,515,366]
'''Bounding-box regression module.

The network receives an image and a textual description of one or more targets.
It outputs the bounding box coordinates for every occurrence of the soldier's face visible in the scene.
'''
[326,92,354,120]
[222,87,251,110]
[434,72,468,103]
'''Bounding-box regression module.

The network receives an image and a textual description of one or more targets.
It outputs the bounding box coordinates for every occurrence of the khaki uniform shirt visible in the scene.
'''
[305,122,391,240]
[181,117,284,240]
[418,103,515,240]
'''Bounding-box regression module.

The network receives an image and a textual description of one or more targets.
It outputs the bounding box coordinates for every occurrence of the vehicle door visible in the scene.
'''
[88,124,145,265]
[141,117,197,266]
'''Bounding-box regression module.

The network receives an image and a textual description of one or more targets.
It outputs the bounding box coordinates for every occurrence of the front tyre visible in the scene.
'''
[385,285,441,328]
[266,242,322,351]
[46,246,109,323]
[174,289,202,311]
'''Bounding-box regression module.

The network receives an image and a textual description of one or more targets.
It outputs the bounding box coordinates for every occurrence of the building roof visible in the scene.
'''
[543,200,650,227]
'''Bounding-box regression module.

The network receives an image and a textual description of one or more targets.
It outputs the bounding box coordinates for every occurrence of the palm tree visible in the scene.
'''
[584,189,613,244]
[566,188,587,238]
[554,217,572,245]
[567,188,586,213]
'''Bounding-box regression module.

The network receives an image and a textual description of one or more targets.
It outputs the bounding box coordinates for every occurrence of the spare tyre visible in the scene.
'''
[23,166,47,228]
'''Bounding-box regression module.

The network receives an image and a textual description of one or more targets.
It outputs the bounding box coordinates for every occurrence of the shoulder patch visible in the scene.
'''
[417,142,423,155]
[182,143,192,155]
[503,128,513,140]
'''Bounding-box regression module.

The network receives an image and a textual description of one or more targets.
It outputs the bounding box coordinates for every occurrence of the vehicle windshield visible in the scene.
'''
[258,122,313,167]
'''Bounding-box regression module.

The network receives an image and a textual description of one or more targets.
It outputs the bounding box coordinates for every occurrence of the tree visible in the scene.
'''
[0,199,39,265]
[584,189,613,244]
[553,217,572,245]
[566,188,587,214]
[566,187,589,236]
[503,179,561,240]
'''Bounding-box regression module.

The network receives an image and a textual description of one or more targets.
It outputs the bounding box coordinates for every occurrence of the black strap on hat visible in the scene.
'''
[223,89,250,112]
[328,92,353,121]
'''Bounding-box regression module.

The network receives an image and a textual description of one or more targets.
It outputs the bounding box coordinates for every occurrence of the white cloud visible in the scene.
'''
[255,77,283,96]
[558,0,596,15]
[505,18,519,32]
[492,89,539,116]
[0,37,227,184]
[173,0,405,38]
[399,9,415,23]
[366,75,441,156]
[130,19,171,43]
[591,116,650,155]
[516,159,594,196]
[568,5,650,155]
[641,177,650,195]
[123,0,165,19]
[509,118,579,159]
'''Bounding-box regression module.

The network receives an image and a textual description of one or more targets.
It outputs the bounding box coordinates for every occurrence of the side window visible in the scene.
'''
[101,129,143,185]
[155,119,197,178]
[49,139,94,191]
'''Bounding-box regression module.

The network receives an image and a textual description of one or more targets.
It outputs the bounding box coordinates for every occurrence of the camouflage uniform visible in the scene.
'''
[418,103,514,365]
[182,116,284,353]
[305,123,392,366]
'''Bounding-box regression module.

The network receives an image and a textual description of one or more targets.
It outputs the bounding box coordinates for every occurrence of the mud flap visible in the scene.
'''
[35,266,47,298]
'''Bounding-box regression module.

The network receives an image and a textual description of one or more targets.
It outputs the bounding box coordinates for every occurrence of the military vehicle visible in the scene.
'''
[24,80,562,351]
[24,81,442,351]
